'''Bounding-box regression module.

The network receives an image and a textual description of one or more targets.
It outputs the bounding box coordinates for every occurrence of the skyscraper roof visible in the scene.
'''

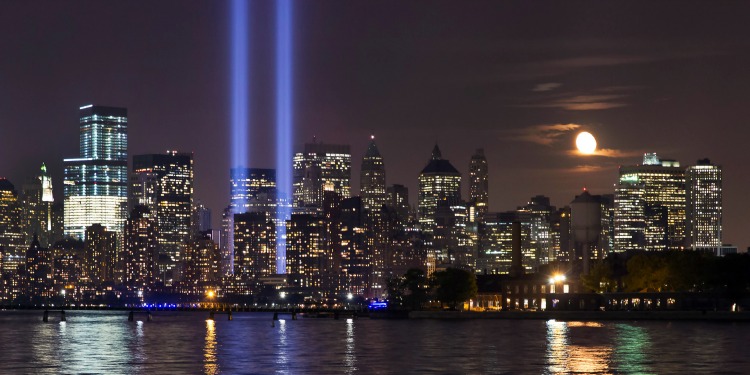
[421,144,459,175]
[364,139,381,158]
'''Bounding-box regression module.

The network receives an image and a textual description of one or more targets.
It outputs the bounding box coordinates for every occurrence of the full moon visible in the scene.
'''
[576,131,597,154]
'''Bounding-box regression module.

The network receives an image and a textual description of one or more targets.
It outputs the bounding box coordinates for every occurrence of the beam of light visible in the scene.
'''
[231,0,249,208]
[275,0,293,274]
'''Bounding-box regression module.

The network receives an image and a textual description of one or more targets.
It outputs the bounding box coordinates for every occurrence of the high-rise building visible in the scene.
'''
[418,145,461,233]
[64,105,128,240]
[469,148,489,222]
[84,224,118,287]
[360,137,386,215]
[25,235,55,301]
[614,153,685,252]
[0,179,24,257]
[477,212,533,274]
[21,163,55,247]
[122,206,158,297]
[191,201,212,237]
[518,195,554,266]
[182,231,222,295]
[386,184,410,224]
[686,159,722,251]
[293,140,351,208]
[230,168,276,214]
[131,152,194,265]
[232,212,276,294]
[339,197,371,297]
[285,213,325,291]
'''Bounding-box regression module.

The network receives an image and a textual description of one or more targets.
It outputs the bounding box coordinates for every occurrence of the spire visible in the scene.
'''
[364,138,381,158]
[40,162,47,174]
[431,144,442,160]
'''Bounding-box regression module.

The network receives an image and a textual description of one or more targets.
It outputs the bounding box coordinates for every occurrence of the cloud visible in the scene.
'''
[518,94,629,111]
[566,148,643,158]
[503,123,581,145]
[532,82,562,92]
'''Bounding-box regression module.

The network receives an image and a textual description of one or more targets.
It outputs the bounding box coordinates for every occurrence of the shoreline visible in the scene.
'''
[408,310,750,322]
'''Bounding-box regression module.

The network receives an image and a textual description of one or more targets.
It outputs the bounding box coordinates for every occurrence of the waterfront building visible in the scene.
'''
[84,224,118,287]
[122,206,158,297]
[285,213,325,293]
[25,235,55,301]
[686,159,722,252]
[0,179,24,258]
[614,153,685,251]
[469,148,489,222]
[182,231,222,295]
[232,212,276,294]
[292,140,351,208]
[64,105,128,240]
[418,145,461,233]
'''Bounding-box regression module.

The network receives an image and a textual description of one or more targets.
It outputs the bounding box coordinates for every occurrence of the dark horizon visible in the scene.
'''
[2,1,750,247]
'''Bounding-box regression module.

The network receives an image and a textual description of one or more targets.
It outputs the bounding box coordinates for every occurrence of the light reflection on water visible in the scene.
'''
[0,311,748,374]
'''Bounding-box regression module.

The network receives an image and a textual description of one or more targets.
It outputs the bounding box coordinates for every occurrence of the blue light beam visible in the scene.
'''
[231,0,249,192]
[275,0,293,274]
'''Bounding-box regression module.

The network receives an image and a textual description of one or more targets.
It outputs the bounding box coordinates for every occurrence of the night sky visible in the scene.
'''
[2,1,750,247]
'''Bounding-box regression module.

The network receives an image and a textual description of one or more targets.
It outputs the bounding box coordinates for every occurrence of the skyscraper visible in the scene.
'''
[469,148,489,222]
[122,205,158,298]
[614,153,685,252]
[293,140,351,208]
[386,184,410,224]
[84,224,118,287]
[130,151,194,266]
[232,212,276,294]
[64,105,128,240]
[21,163,55,247]
[686,159,722,251]
[230,167,276,214]
[418,145,461,233]
[360,137,386,214]
[0,179,24,257]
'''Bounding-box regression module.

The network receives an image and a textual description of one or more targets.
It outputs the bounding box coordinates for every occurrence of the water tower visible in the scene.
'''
[571,189,601,275]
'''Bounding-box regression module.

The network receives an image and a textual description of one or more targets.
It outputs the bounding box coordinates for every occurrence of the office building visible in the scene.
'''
[0,179,24,257]
[64,105,128,240]
[686,159,722,251]
[469,148,489,222]
[122,206,158,297]
[418,145,461,233]
[293,140,351,208]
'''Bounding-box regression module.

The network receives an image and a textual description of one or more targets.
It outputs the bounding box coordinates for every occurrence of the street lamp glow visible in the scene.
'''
[280,291,287,299]
[207,290,215,298]
[347,293,353,300]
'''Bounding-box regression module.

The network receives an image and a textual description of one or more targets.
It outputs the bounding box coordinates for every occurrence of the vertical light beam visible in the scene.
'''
[275,0,293,274]
[229,0,249,276]
[231,0,249,192]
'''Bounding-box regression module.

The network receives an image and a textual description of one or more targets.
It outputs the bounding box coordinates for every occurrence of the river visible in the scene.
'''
[0,310,747,374]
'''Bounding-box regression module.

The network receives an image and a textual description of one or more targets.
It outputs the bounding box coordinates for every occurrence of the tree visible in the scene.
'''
[432,268,478,310]
[624,253,669,292]
[581,261,615,293]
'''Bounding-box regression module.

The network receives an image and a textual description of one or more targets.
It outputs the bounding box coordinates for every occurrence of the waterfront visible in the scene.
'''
[0,311,748,374]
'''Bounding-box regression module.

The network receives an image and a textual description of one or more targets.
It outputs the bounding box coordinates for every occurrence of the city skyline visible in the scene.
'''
[2,1,750,248]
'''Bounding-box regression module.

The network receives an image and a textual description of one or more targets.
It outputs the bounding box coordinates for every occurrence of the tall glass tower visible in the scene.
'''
[64,105,128,240]
[686,159,722,252]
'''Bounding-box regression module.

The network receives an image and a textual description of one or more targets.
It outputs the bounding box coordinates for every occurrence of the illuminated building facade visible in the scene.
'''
[418,145,461,233]
[469,148,489,222]
[131,152,193,266]
[477,212,532,274]
[25,235,54,300]
[232,212,276,294]
[230,168,276,214]
[84,224,118,286]
[615,154,685,251]
[122,206,157,297]
[360,138,386,215]
[686,159,722,251]
[293,141,351,208]
[64,105,128,240]
[518,195,554,265]
[0,179,24,257]
[183,231,222,295]
[21,163,55,247]
[285,213,325,291]
[339,197,371,297]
